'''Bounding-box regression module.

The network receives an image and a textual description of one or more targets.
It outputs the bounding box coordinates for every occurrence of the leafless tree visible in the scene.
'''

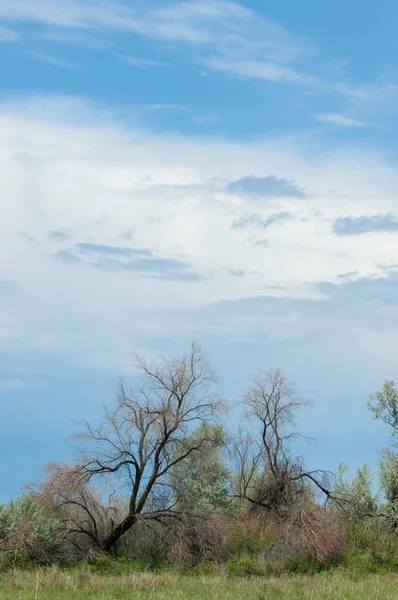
[234,369,334,514]
[41,342,224,553]
[39,463,118,556]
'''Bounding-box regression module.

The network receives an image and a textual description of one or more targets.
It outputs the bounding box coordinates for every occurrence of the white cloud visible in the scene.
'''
[0,24,19,41]
[146,104,187,111]
[0,0,394,98]
[206,57,316,85]
[2,95,398,367]
[0,0,285,40]
[314,113,369,128]
[113,53,170,68]
[335,82,398,103]
[28,51,82,71]
[0,0,314,85]
[0,0,119,28]
[41,30,109,50]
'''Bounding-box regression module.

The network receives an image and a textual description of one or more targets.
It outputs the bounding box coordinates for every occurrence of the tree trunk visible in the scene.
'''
[101,513,137,553]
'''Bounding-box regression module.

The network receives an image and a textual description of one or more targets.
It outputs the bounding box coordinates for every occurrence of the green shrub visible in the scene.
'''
[285,556,324,574]
[285,553,343,574]
[342,549,398,573]
[186,563,219,576]
[79,554,167,575]
[0,494,61,568]
[226,554,262,577]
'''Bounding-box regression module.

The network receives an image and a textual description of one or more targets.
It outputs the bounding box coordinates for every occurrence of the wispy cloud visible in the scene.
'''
[113,53,171,68]
[335,82,398,103]
[206,57,316,85]
[41,30,108,50]
[0,280,20,295]
[229,268,246,277]
[254,239,269,247]
[28,51,82,71]
[228,175,306,198]
[0,24,19,42]
[0,1,315,85]
[0,379,48,393]
[54,242,204,281]
[146,104,187,111]
[314,113,369,128]
[75,243,151,257]
[0,0,393,97]
[232,212,291,230]
[120,229,134,240]
[48,228,73,241]
[18,231,35,243]
[333,214,398,236]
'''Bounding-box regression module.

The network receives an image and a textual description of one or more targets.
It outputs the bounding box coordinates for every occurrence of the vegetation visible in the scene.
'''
[1,568,398,600]
[3,340,398,597]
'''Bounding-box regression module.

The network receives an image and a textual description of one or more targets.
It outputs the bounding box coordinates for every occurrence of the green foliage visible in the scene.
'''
[377,449,398,529]
[334,463,378,519]
[0,494,61,567]
[225,554,262,577]
[285,552,344,574]
[344,520,398,574]
[116,520,168,566]
[368,380,398,435]
[77,554,166,575]
[182,562,219,576]
[342,549,398,573]
[379,450,398,503]
[368,381,398,529]
[171,424,232,514]
[227,523,276,558]
[285,556,325,574]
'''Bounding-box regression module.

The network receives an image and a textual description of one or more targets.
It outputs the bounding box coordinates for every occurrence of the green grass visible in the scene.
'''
[1,568,398,600]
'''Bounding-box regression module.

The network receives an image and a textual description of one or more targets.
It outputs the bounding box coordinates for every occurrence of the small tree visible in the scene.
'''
[368,380,398,528]
[334,463,378,520]
[379,450,398,530]
[170,423,231,514]
[234,369,333,515]
[368,380,398,438]
[41,342,224,553]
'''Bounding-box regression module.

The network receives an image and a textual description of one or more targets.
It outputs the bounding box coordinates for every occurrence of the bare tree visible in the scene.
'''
[42,342,224,553]
[39,463,118,556]
[234,369,333,514]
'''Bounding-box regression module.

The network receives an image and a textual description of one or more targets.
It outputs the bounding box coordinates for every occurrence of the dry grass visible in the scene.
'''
[1,567,398,600]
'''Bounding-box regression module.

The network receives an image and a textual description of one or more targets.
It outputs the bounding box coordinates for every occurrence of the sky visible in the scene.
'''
[1,0,398,502]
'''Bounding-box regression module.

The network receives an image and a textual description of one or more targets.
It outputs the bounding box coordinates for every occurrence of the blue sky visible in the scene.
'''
[1,0,398,501]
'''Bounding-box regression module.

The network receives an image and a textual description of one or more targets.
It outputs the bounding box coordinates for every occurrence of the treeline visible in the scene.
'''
[2,342,398,575]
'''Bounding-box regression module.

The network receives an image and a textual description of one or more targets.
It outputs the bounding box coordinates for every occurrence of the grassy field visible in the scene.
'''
[1,568,398,600]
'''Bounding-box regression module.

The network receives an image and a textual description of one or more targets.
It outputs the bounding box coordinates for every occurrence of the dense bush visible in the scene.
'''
[2,490,398,578]
[0,494,61,568]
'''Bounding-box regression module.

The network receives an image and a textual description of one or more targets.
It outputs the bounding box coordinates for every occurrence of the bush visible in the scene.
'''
[342,549,398,573]
[77,553,168,575]
[0,494,61,568]
[226,554,260,577]
[285,556,325,574]
[271,507,348,565]
[347,522,398,557]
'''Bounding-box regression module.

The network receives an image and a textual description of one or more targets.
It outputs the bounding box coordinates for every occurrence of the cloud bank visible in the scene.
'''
[1,95,398,369]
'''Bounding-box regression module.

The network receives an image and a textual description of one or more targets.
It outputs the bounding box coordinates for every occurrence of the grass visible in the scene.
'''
[1,568,398,600]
